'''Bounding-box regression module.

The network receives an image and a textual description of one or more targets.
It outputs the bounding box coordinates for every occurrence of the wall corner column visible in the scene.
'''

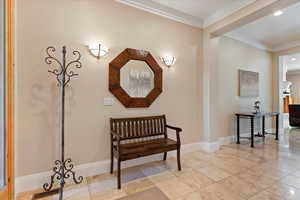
[202,29,221,144]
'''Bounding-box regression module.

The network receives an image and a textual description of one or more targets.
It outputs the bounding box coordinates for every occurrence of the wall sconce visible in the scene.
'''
[161,56,176,68]
[88,44,109,59]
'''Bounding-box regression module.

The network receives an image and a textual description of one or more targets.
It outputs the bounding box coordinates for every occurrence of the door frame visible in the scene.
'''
[274,48,300,131]
[0,0,15,199]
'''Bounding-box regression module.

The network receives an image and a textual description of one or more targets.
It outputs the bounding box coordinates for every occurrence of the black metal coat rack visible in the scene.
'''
[42,46,83,200]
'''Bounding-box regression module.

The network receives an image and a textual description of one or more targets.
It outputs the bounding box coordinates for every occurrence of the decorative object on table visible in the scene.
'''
[109,48,162,108]
[235,112,279,148]
[42,46,83,200]
[282,81,292,94]
[88,43,109,59]
[161,56,176,68]
[239,69,259,97]
[253,100,261,114]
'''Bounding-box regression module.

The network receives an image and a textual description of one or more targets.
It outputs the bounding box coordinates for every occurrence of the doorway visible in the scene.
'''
[278,53,300,129]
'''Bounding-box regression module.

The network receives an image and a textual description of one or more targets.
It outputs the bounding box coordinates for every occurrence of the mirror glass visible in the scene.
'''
[120,60,154,98]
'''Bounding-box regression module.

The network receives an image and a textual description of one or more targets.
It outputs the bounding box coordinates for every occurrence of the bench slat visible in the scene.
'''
[110,115,166,140]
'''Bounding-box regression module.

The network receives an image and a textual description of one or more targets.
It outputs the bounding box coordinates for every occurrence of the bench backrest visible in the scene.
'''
[110,115,167,141]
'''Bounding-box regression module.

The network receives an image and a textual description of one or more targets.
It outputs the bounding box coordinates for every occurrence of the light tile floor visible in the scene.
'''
[17,128,300,200]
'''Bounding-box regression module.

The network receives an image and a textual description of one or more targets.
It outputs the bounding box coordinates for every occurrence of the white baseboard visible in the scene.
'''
[199,141,221,152]
[15,129,280,194]
[204,128,279,151]
[16,142,207,194]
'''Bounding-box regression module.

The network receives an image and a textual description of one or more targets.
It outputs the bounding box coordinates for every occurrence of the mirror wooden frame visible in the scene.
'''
[109,48,162,108]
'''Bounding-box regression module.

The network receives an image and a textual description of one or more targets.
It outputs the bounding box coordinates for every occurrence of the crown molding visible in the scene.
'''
[272,40,300,52]
[116,0,203,28]
[203,0,257,27]
[225,34,300,53]
[225,32,272,51]
[116,0,257,29]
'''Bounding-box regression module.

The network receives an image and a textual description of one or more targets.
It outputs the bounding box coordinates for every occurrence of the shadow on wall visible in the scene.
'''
[30,82,78,158]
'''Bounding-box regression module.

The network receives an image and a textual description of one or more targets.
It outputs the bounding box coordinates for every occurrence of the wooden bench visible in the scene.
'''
[110,115,182,189]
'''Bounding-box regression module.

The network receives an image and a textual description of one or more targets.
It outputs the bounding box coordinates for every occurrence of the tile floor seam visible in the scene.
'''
[245,181,280,200]
[17,131,300,200]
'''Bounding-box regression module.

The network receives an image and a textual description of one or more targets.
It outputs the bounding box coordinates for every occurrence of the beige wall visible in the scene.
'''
[16,0,203,176]
[215,37,273,138]
[15,0,274,178]
[287,73,300,104]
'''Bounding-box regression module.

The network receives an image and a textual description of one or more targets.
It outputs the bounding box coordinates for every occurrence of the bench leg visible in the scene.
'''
[177,147,181,171]
[110,152,114,174]
[163,152,167,161]
[117,159,121,189]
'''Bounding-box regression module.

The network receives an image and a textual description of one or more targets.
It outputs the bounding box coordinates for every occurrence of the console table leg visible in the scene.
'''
[237,116,240,144]
[262,116,265,140]
[276,114,279,141]
[251,117,254,148]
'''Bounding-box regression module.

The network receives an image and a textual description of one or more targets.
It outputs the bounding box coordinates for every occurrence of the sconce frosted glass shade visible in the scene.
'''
[88,44,109,58]
[161,56,176,67]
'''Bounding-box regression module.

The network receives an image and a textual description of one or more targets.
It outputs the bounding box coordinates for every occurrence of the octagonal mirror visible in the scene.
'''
[109,48,162,108]
[120,60,154,98]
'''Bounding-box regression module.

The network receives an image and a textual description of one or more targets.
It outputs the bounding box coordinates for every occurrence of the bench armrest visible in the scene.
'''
[166,125,182,132]
[166,125,182,145]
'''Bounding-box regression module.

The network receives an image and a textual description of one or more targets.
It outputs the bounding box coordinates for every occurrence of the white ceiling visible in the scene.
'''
[118,0,300,51]
[227,2,300,51]
[285,53,300,72]
[151,0,240,20]
[117,0,255,27]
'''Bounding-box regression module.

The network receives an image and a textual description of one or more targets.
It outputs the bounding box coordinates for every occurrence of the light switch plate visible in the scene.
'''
[104,98,114,106]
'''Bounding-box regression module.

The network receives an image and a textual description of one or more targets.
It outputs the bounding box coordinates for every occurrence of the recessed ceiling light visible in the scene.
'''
[273,10,283,16]
[291,57,297,61]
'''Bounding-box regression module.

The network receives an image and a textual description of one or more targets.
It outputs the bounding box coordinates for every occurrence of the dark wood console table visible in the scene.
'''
[235,112,279,148]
